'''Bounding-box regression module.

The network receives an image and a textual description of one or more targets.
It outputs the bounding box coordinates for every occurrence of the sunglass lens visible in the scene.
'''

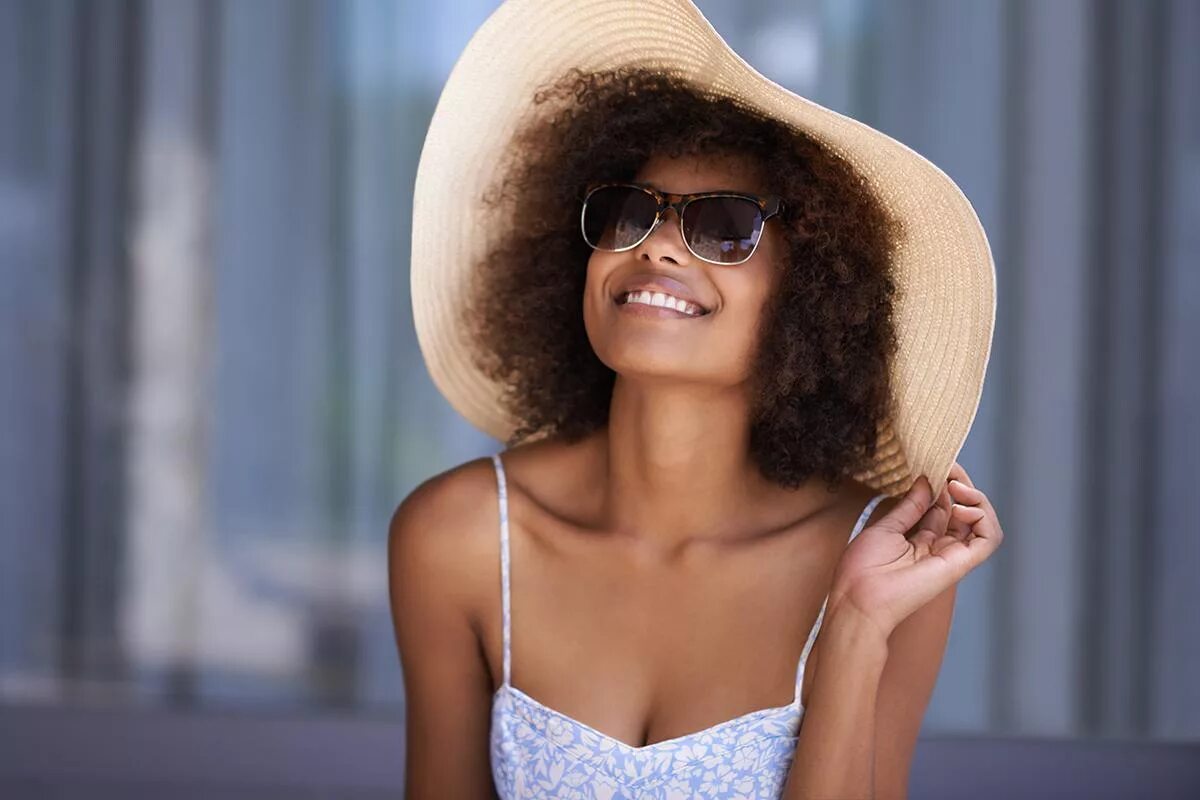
[582,186,658,250]
[682,196,764,264]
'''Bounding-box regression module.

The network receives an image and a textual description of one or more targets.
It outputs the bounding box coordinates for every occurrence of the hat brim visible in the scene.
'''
[411,0,996,497]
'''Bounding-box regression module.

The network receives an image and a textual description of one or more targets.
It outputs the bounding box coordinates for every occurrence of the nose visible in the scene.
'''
[633,205,690,265]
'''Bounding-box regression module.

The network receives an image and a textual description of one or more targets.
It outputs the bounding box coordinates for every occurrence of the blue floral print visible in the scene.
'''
[488,452,886,799]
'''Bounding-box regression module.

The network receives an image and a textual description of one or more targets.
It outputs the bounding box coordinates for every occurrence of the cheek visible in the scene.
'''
[714,293,773,367]
[584,251,617,298]
[714,257,778,321]
[583,262,613,332]
[581,253,620,342]
[711,257,781,356]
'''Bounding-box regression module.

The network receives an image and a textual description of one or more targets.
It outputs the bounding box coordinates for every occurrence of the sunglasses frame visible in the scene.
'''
[580,180,785,266]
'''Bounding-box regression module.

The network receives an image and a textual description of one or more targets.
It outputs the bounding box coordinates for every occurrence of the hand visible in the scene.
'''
[826,462,1004,639]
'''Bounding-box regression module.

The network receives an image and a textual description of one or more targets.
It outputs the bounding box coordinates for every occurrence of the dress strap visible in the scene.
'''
[792,492,889,704]
[491,453,512,688]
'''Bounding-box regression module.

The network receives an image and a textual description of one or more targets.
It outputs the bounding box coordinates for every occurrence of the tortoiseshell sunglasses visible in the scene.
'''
[579,181,785,266]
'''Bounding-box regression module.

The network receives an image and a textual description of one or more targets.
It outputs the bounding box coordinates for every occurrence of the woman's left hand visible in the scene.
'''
[826,462,1004,639]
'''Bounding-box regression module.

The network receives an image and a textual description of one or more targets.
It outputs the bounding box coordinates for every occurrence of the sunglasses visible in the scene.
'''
[580,181,784,266]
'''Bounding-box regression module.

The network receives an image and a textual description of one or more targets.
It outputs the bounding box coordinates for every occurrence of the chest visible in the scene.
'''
[478,511,842,750]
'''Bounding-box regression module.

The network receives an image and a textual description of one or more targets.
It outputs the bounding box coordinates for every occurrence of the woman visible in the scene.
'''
[390,2,1002,799]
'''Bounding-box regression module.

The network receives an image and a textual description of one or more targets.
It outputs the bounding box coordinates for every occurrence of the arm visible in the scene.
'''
[786,466,991,800]
[874,583,955,799]
[388,467,500,799]
[782,604,890,800]
[783,583,955,800]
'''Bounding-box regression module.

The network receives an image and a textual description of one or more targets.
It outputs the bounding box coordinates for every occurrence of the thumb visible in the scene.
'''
[872,476,935,537]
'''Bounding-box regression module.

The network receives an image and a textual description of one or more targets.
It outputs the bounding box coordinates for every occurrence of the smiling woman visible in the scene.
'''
[395,0,999,798]
[463,66,903,491]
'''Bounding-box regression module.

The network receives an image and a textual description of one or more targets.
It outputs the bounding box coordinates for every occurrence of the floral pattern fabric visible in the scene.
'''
[488,452,887,800]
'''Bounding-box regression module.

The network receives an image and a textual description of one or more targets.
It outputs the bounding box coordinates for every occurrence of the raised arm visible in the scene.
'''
[784,463,1002,799]
[784,602,891,799]
[873,582,956,799]
[388,464,501,799]
[781,584,955,800]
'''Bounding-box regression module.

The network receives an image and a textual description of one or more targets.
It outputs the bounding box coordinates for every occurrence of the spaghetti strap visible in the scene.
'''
[793,492,889,705]
[491,453,512,688]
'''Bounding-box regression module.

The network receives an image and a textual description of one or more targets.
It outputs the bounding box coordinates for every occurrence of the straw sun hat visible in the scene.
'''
[410,0,996,498]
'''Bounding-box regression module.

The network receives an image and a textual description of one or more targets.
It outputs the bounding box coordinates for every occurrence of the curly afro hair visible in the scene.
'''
[460,65,902,491]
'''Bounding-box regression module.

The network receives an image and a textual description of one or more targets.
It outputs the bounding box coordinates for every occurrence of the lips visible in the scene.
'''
[612,272,712,313]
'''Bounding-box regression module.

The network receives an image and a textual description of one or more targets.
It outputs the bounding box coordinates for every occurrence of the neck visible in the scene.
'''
[587,374,838,554]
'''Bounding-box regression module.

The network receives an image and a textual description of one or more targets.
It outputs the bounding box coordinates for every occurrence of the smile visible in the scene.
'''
[616,290,710,318]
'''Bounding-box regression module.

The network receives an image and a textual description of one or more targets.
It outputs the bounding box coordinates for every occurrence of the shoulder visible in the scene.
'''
[386,456,509,794]
[388,454,501,561]
[389,454,500,533]
[387,455,504,633]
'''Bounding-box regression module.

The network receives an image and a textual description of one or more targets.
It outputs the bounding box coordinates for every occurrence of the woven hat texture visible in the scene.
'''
[410,0,997,497]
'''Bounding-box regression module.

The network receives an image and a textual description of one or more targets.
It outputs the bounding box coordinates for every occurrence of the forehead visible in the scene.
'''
[632,151,768,197]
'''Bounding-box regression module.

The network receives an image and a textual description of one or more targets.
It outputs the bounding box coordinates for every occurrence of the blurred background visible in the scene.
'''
[1,0,1197,797]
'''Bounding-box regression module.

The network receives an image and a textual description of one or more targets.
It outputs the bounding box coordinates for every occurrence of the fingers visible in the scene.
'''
[923,523,1003,582]
[912,483,953,541]
[946,462,993,522]
[947,461,975,489]
[945,478,1004,553]
[900,466,1005,587]
[945,512,975,540]
[947,477,993,515]
[949,502,986,538]
[874,475,937,536]
[909,529,939,550]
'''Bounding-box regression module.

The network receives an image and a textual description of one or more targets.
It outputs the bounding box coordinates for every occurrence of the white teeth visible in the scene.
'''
[620,290,705,316]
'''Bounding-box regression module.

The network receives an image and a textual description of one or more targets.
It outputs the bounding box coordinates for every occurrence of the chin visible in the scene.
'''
[604,351,712,382]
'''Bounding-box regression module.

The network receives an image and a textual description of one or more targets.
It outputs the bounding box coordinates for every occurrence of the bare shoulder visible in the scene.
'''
[387,455,503,631]
[387,434,586,606]
[388,454,501,552]
[387,455,505,798]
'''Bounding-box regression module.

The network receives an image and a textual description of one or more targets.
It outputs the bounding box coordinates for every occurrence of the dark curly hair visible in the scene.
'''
[461,65,902,491]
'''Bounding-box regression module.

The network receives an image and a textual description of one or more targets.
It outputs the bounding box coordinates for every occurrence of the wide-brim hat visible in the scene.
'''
[410,0,996,497]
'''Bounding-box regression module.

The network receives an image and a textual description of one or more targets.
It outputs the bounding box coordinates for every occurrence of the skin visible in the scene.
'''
[389,152,1005,799]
